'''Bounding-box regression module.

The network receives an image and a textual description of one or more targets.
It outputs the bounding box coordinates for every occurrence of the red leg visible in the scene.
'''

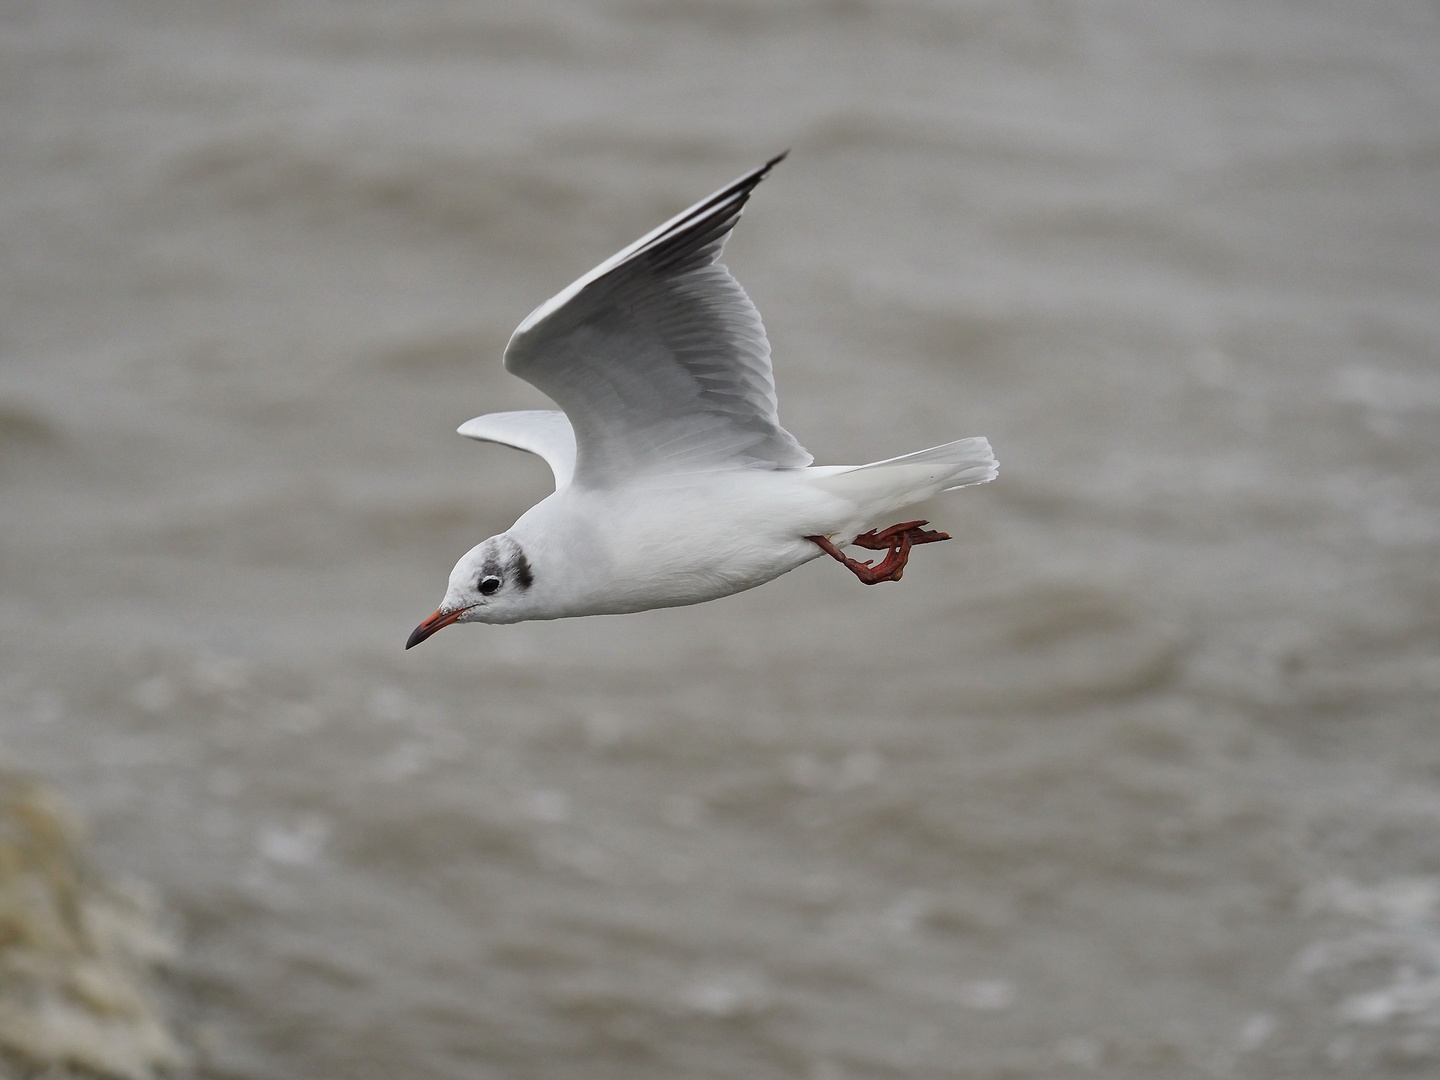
[807,533,908,584]
[806,521,951,585]
[852,520,951,550]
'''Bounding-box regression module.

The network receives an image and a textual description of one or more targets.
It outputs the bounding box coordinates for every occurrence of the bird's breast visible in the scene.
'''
[514,473,838,618]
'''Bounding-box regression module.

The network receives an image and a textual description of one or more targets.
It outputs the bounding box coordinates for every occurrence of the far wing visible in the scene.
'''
[457,410,577,490]
[503,154,811,487]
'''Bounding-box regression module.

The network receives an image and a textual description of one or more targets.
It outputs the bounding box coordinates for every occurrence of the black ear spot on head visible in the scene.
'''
[478,575,502,595]
[511,551,533,591]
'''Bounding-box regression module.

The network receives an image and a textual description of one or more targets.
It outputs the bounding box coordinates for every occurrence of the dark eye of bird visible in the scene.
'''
[478,576,501,595]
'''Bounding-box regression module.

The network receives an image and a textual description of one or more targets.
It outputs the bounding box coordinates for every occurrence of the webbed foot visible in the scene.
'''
[805,520,951,584]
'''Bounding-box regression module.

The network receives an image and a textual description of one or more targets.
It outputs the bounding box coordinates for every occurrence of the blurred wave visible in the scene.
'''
[0,768,182,1080]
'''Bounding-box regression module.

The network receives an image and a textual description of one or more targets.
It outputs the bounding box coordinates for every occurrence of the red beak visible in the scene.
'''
[406,607,468,649]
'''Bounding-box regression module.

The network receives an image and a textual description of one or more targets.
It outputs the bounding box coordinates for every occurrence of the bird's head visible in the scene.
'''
[406,534,537,647]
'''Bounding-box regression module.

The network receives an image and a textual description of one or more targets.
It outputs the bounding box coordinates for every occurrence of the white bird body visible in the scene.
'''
[499,472,834,621]
[408,155,996,646]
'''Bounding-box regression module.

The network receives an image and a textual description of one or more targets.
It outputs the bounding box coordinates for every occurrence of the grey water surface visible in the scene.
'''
[3,1,1440,1077]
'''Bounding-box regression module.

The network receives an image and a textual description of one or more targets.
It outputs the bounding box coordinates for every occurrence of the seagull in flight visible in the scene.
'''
[407,153,996,648]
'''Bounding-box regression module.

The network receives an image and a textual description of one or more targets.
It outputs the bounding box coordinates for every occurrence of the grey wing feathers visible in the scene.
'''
[503,154,811,485]
[456,410,577,490]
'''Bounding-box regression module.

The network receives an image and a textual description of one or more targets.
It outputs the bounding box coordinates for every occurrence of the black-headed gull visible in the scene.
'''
[407,154,996,648]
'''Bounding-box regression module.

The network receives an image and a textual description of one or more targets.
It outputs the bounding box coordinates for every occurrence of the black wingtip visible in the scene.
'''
[721,152,787,201]
[734,151,788,191]
[751,150,788,185]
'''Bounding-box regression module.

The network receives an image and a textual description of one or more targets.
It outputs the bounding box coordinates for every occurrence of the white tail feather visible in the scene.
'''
[809,437,997,517]
[856,437,998,490]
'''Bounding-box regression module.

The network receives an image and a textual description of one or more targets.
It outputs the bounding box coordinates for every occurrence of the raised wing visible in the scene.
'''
[457,410,577,490]
[503,154,811,487]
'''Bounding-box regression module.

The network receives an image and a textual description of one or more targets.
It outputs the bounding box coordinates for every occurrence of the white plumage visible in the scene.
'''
[408,154,996,647]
